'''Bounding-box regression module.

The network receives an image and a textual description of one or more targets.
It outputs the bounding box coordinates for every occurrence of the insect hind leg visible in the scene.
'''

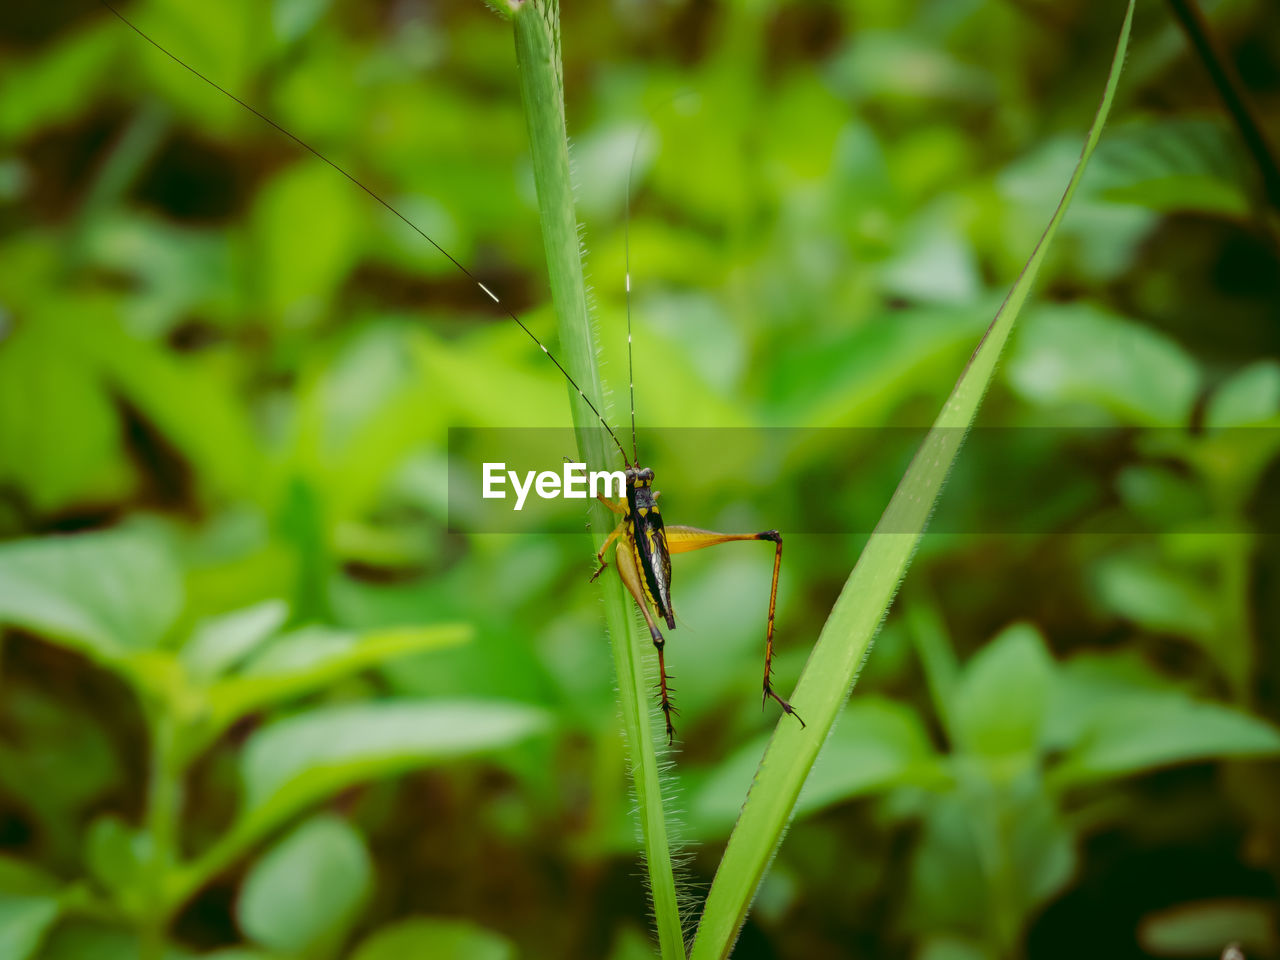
[665,525,804,729]
[645,620,678,742]
[756,530,804,728]
[615,539,679,743]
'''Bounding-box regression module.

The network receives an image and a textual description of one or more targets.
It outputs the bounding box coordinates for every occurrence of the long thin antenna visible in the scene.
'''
[623,125,648,467]
[96,0,633,469]
[620,95,695,466]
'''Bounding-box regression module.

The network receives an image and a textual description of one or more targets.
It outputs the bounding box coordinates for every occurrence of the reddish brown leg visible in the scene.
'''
[615,539,679,742]
[665,525,803,728]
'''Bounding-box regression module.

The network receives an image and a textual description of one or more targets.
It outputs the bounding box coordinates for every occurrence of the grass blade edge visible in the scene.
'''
[689,3,1136,956]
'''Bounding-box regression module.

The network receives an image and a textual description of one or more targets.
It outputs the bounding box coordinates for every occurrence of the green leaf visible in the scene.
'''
[239,624,466,678]
[1042,651,1174,752]
[689,699,942,837]
[177,700,549,898]
[205,624,472,727]
[908,779,1074,940]
[768,301,992,427]
[1048,651,1280,785]
[608,926,661,960]
[36,920,192,960]
[272,0,334,43]
[83,210,227,338]
[827,31,995,104]
[1006,784,1076,911]
[239,700,547,816]
[132,0,271,133]
[0,894,59,960]
[350,918,515,960]
[236,814,372,956]
[689,5,1135,954]
[997,136,1156,283]
[181,600,290,682]
[880,209,981,305]
[84,816,148,906]
[917,938,995,960]
[0,688,121,837]
[0,24,118,140]
[907,791,990,934]
[953,623,1055,767]
[0,300,133,513]
[1139,899,1277,958]
[1053,693,1280,785]
[1114,465,1211,529]
[1092,551,1216,642]
[1205,359,1280,429]
[250,160,361,325]
[295,325,442,522]
[1088,118,1252,216]
[0,528,182,662]
[0,291,259,511]
[1006,303,1200,425]
[91,321,261,504]
[0,857,59,898]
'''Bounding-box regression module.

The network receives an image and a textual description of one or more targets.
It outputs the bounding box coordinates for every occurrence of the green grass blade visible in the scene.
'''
[509,3,685,956]
[689,3,1136,956]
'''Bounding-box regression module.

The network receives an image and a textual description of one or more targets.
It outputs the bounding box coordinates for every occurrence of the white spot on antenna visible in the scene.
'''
[627,334,632,344]
[540,344,548,352]
[626,273,631,293]
[479,283,499,303]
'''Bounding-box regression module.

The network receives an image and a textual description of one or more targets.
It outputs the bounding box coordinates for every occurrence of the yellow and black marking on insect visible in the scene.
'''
[591,468,800,743]
[99,0,804,743]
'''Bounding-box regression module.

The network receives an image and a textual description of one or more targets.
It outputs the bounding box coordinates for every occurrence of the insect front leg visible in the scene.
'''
[665,525,804,728]
[590,521,625,583]
[615,539,679,743]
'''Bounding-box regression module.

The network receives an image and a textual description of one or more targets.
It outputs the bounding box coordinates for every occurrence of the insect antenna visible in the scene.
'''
[96,0,633,469]
[619,97,695,466]
[623,126,646,466]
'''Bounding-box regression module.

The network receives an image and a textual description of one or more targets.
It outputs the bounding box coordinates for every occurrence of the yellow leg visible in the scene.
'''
[665,525,802,727]
[615,539,678,743]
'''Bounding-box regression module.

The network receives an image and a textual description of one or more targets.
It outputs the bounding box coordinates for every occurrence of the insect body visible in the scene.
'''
[591,465,799,741]
[100,0,803,742]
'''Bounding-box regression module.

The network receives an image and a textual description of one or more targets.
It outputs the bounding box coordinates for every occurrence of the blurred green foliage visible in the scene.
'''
[1,0,1279,958]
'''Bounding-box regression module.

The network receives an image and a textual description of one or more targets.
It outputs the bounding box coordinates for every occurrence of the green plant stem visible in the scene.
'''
[905,595,960,742]
[689,4,1135,956]
[64,101,169,273]
[170,818,260,912]
[1216,534,1253,704]
[1164,0,1280,211]
[509,2,685,957]
[142,714,182,960]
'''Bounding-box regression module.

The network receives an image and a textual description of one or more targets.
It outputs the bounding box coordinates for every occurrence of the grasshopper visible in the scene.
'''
[99,0,803,742]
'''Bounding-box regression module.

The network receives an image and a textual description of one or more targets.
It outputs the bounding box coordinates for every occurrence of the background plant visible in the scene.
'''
[1,0,1279,958]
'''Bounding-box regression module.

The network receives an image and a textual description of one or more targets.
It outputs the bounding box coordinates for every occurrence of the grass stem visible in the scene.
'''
[509,2,685,955]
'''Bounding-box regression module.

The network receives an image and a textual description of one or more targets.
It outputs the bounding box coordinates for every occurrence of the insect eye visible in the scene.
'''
[640,468,654,481]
